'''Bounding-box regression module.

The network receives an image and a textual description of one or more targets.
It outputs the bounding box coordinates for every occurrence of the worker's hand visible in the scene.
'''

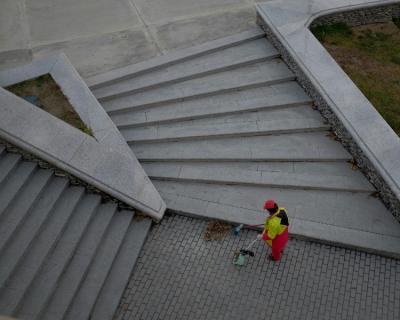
[256,233,263,240]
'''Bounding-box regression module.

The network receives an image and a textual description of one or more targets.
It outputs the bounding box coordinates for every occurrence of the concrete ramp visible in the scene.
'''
[87,28,400,258]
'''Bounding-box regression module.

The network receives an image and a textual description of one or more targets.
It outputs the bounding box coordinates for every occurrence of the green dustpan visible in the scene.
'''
[233,237,259,266]
[233,252,246,266]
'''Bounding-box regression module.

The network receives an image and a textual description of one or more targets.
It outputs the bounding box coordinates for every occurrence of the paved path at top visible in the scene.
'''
[115,214,400,320]
[1,0,263,77]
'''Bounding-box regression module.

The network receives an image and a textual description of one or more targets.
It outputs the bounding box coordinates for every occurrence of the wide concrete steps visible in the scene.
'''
[102,59,294,114]
[132,132,351,161]
[94,38,279,101]
[0,147,152,320]
[121,105,329,143]
[88,28,400,258]
[142,162,374,192]
[110,82,312,129]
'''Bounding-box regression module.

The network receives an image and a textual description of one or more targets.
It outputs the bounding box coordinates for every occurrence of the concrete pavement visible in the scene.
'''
[0,0,264,77]
[115,214,400,320]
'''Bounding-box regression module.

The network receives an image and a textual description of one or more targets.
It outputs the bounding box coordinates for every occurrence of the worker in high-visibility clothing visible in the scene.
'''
[257,199,289,261]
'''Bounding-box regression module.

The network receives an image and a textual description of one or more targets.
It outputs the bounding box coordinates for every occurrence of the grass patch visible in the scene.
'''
[7,74,94,137]
[311,22,353,42]
[393,17,400,29]
[311,21,400,136]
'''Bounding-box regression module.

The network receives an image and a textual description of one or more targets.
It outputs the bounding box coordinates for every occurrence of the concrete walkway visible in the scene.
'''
[1,0,264,77]
[115,214,400,320]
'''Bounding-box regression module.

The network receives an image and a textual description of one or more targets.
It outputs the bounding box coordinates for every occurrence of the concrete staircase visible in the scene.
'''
[0,145,151,320]
[88,28,400,256]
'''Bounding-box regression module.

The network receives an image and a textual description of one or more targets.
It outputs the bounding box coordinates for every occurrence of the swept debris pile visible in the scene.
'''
[203,221,232,241]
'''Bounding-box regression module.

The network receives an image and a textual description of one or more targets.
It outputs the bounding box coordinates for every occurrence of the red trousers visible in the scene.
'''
[271,228,288,260]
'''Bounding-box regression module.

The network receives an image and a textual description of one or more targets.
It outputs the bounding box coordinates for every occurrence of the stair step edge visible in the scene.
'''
[87,28,265,89]
[15,195,102,320]
[0,177,68,291]
[114,100,313,129]
[90,216,152,320]
[149,174,375,193]
[97,54,279,102]
[0,153,22,187]
[63,211,133,320]
[0,161,37,221]
[125,125,330,144]
[290,218,400,260]
[0,167,53,256]
[106,76,296,115]
[0,187,85,316]
[40,202,118,320]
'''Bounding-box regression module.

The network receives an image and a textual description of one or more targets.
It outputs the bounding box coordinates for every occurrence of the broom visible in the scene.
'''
[233,223,264,235]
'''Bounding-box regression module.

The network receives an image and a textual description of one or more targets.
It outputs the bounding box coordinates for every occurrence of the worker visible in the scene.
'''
[257,199,289,261]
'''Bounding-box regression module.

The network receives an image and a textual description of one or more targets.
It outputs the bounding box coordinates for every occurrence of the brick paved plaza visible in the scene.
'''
[115,214,400,320]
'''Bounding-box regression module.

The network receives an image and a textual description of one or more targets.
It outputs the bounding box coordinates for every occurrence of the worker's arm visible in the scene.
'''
[261,225,269,241]
[262,233,270,241]
[260,220,270,240]
[256,225,267,239]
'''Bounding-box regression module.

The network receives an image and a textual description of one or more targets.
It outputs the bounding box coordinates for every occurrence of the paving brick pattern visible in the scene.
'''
[115,214,400,320]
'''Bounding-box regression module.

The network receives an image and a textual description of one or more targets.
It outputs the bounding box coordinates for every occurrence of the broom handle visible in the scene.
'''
[244,223,264,228]
[245,238,259,250]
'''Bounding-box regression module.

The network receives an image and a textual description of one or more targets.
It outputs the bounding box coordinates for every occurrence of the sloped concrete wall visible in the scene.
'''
[0,55,166,220]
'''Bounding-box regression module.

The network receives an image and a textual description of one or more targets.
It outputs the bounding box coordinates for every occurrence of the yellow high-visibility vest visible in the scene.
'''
[263,207,289,246]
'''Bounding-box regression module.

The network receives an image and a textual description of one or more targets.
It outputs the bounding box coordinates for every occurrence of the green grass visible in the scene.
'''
[311,22,353,43]
[81,126,94,137]
[347,71,400,134]
[311,21,400,136]
[393,17,400,29]
[355,29,400,65]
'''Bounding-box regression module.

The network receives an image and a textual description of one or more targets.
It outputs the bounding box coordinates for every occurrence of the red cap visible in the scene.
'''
[264,199,276,210]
